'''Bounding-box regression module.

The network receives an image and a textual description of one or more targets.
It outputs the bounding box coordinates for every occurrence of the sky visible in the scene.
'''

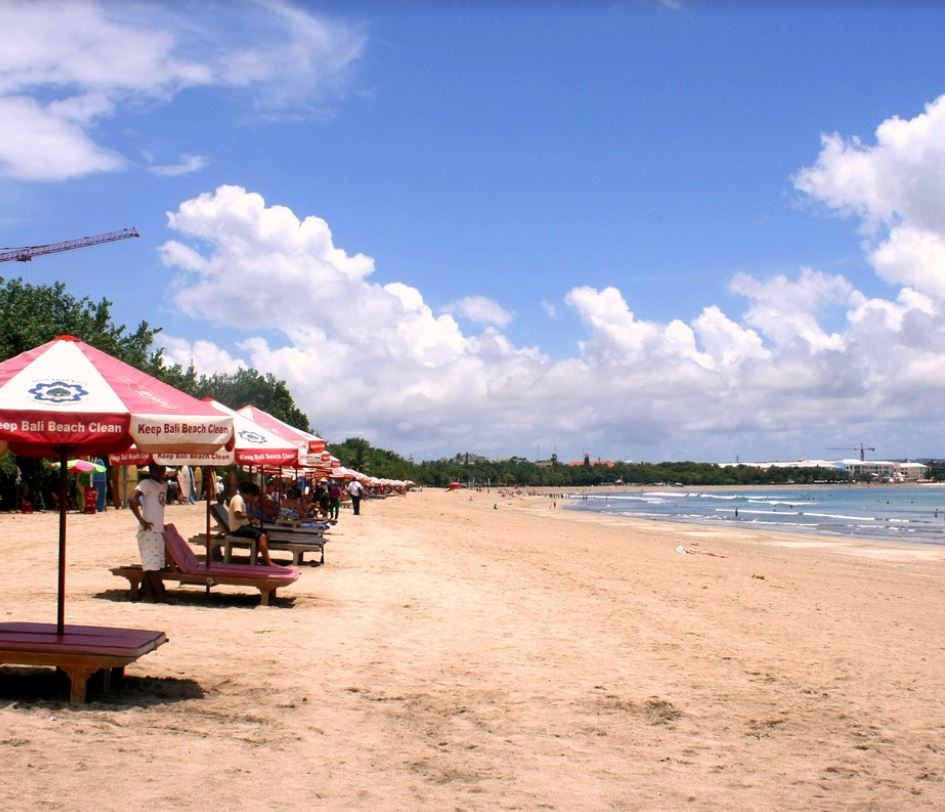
[2,0,945,464]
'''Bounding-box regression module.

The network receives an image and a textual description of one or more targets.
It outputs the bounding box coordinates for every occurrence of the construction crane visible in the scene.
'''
[827,443,876,461]
[0,228,139,263]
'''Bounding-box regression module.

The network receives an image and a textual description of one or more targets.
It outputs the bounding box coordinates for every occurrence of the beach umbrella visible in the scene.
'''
[207,400,302,467]
[236,404,326,456]
[0,335,234,633]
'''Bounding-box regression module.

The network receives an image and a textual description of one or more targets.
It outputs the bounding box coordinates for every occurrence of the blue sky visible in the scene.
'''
[3,0,945,463]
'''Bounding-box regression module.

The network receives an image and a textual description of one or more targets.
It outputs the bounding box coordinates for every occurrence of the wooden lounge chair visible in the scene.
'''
[111,524,299,606]
[209,503,327,566]
[0,621,167,705]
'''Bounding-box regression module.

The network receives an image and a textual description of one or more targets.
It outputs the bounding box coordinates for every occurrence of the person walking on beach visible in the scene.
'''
[315,478,330,519]
[328,479,342,522]
[347,477,364,515]
[129,463,173,603]
[228,481,277,566]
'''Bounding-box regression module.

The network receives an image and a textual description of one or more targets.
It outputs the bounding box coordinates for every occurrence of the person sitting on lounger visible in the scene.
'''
[227,481,276,566]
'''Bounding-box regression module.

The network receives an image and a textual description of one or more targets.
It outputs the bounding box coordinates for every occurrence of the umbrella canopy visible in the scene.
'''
[0,336,233,458]
[207,400,302,467]
[51,458,107,473]
[0,335,235,633]
[236,404,326,455]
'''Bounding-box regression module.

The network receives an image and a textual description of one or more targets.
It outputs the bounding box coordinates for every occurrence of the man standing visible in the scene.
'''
[347,478,364,515]
[129,463,173,603]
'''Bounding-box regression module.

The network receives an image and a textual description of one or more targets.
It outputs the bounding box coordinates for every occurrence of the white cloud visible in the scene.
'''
[147,153,208,177]
[441,296,513,328]
[158,335,248,377]
[540,299,558,318]
[158,178,945,461]
[795,94,945,304]
[728,268,859,352]
[0,95,124,180]
[0,0,364,180]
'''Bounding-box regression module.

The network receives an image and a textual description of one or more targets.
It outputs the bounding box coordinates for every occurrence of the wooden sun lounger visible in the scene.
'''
[0,622,167,705]
[203,533,326,567]
[211,502,328,537]
[207,503,327,565]
[111,524,300,606]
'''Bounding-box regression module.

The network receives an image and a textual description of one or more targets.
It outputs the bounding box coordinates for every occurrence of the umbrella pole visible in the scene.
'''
[56,447,68,635]
[204,466,212,578]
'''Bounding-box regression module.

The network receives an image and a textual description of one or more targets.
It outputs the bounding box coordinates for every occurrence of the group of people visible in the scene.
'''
[129,464,366,602]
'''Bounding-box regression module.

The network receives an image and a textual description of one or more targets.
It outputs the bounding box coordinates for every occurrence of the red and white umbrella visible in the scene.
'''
[207,399,301,467]
[0,335,235,633]
[0,336,232,458]
[236,404,326,457]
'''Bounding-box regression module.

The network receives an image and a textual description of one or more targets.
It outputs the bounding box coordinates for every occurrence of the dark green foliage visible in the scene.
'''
[412,458,851,488]
[192,368,310,431]
[329,437,417,482]
[0,276,162,369]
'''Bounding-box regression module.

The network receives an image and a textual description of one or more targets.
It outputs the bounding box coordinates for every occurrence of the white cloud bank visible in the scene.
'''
[159,91,945,464]
[0,0,364,180]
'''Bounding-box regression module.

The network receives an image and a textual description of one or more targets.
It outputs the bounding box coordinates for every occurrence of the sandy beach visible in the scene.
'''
[1,489,943,810]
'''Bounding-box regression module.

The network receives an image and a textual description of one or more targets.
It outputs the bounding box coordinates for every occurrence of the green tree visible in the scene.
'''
[0,277,162,368]
[194,368,310,431]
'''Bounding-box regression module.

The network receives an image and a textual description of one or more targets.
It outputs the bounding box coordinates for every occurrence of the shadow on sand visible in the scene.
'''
[93,588,297,609]
[0,667,204,709]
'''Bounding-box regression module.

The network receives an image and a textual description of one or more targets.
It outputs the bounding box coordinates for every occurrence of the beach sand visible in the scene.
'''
[1,489,943,810]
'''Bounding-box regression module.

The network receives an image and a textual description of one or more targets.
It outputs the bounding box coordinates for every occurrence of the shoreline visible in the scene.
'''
[502,483,945,556]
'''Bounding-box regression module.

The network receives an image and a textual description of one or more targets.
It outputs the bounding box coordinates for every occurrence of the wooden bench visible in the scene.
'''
[203,533,325,567]
[209,504,327,566]
[0,622,167,705]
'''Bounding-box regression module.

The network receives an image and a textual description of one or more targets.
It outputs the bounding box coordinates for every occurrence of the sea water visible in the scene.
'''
[565,485,945,545]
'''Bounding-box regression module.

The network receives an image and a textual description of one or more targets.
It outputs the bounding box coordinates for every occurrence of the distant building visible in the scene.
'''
[718,459,843,471]
[839,460,927,481]
[719,458,928,481]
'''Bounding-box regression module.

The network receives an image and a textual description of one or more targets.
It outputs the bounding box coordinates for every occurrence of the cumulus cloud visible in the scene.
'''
[441,296,513,328]
[0,0,364,180]
[795,94,945,301]
[157,163,945,461]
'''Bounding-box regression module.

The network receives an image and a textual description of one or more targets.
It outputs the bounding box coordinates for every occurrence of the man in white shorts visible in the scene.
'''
[130,463,173,603]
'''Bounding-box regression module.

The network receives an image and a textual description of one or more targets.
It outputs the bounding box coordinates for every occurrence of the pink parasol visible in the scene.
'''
[0,335,234,633]
[51,458,107,473]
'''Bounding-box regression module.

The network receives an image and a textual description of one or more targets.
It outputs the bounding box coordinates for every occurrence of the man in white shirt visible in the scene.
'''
[347,478,364,515]
[129,463,173,603]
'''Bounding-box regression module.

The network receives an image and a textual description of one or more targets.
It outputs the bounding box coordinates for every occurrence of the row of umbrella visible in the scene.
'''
[0,334,332,634]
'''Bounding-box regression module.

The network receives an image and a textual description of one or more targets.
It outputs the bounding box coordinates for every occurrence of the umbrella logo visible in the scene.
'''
[238,429,267,445]
[28,380,90,403]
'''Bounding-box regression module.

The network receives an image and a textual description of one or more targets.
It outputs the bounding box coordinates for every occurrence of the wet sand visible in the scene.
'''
[1,488,943,810]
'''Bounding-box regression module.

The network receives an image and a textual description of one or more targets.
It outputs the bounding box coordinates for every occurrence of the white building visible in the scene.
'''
[720,458,928,481]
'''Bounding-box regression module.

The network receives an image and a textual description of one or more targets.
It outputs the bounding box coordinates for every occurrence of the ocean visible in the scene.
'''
[565,485,945,545]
